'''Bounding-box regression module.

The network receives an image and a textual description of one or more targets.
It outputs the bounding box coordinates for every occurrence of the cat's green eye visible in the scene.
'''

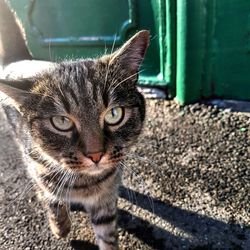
[104,107,124,126]
[50,116,74,131]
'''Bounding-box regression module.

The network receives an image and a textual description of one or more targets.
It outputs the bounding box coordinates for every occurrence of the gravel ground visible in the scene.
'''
[0,99,249,250]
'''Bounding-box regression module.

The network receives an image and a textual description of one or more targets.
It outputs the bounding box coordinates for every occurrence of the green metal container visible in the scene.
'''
[176,0,250,104]
[6,0,250,103]
[6,0,170,88]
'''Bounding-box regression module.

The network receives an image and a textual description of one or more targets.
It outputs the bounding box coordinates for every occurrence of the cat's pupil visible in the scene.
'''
[111,108,117,117]
[60,117,66,124]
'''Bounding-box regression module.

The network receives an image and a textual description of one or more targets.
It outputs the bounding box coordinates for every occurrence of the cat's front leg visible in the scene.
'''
[90,200,119,250]
[46,201,71,239]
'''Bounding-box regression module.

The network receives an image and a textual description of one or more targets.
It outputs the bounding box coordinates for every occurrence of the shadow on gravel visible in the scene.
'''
[207,99,250,113]
[118,209,190,249]
[119,186,246,249]
[70,240,98,250]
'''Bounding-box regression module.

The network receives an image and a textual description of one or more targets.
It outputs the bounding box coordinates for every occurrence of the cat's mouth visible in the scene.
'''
[60,153,124,175]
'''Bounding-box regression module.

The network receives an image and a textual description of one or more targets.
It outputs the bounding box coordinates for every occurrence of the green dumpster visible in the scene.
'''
[5,0,250,104]
[176,0,250,104]
[6,0,173,90]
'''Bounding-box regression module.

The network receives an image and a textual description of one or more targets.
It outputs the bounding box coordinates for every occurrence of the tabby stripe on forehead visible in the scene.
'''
[74,65,85,95]
[92,83,98,102]
[56,88,71,113]
[68,87,79,106]
[67,64,81,106]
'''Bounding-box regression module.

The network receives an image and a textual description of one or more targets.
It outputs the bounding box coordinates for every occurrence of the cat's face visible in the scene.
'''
[0,30,149,175]
[27,60,145,174]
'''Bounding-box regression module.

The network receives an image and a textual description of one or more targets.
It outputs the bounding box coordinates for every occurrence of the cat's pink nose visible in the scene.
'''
[86,152,104,164]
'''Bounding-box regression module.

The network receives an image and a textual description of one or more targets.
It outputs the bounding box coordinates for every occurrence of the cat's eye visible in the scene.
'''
[104,107,124,126]
[50,116,74,131]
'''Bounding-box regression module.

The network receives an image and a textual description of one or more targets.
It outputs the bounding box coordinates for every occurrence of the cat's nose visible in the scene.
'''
[86,152,104,164]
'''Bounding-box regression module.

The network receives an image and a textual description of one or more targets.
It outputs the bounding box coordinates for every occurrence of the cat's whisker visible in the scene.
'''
[65,173,76,224]
[6,157,59,213]
[16,183,37,209]
[108,69,145,94]
[62,173,75,223]
[122,151,160,212]
[52,170,68,200]
[118,165,140,215]
[48,171,68,218]
[104,34,117,92]
[56,174,69,218]
[119,161,155,215]
[137,139,161,150]
[58,170,72,203]
[104,62,111,92]
[54,169,73,207]
[46,173,66,213]
[7,179,37,213]
[110,34,117,55]
[118,164,139,210]
[125,152,163,171]
[119,161,145,189]
[48,38,52,61]
[103,43,108,56]
[41,168,64,190]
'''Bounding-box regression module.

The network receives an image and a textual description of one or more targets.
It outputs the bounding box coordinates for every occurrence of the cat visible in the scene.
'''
[0,2,149,249]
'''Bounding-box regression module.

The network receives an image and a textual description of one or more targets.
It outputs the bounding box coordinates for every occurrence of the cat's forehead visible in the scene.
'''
[34,59,136,119]
[49,61,105,113]
[56,60,109,90]
[55,60,99,85]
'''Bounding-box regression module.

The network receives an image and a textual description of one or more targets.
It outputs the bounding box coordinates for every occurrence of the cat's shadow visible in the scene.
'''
[70,186,246,249]
[118,186,246,249]
[70,240,98,250]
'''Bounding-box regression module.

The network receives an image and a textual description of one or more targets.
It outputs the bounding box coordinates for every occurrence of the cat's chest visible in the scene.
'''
[26,157,119,204]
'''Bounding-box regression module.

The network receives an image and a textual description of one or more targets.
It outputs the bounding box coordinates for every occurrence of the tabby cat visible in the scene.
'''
[0,3,149,249]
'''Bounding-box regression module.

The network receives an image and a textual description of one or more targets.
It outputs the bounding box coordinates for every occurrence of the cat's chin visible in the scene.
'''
[64,162,118,176]
[81,164,117,176]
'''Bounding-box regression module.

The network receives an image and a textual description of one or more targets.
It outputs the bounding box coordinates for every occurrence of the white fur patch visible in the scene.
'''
[0,60,55,79]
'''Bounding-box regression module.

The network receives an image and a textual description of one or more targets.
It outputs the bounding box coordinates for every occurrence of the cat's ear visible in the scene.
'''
[107,30,150,74]
[0,78,36,110]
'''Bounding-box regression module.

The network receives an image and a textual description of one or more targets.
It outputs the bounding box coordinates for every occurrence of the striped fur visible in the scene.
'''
[0,30,149,250]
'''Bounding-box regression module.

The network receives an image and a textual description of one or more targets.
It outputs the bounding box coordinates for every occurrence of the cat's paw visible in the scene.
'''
[49,217,71,238]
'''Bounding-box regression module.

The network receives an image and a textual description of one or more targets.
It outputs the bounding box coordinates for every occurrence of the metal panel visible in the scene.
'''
[176,0,207,104]
[176,0,250,104]
[212,0,250,100]
[6,0,250,102]
[6,0,169,87]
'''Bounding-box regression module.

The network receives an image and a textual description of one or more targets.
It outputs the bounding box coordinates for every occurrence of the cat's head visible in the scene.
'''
[0,30,149,175]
